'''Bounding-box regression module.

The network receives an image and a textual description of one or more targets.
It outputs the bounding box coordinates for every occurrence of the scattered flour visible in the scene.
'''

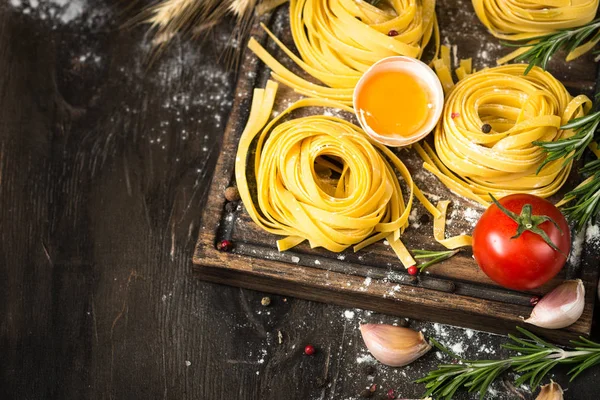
[465,329,474,339]
[451,342,464,355]
[9,0,100,26]
[586,224,600,244]
[433,323,449,337]
[344,310,355,320]
[356,354,376,364]
[463,208,481,227]
[409,208,418,222]
[257,348,267,364]
[291,256,300,263]
[359,277,372,292]
[569,228,585,266]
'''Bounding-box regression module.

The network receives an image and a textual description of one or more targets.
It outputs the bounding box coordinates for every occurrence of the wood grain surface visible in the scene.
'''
[2,1,599,400]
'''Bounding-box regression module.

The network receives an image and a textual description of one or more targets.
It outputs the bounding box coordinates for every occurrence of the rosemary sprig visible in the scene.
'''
[506,18,600,74]
[416,327,600,400]
[533,112,600,230]
[560,158,600,231]
[534,111,600,171]
[412,249,460,271]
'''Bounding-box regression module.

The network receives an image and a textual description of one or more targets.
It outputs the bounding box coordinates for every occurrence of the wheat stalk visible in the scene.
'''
[129,0,288,66]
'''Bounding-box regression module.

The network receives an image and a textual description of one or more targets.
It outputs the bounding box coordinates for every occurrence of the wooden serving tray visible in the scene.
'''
[194,2,600,344]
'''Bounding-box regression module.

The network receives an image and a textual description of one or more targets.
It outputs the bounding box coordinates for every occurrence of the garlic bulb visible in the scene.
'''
[535,381,563,400]
[359,324,431,367]
[525,279,585,329]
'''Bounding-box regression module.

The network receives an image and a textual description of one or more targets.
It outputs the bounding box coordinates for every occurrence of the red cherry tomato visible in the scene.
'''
[472,194,571,290]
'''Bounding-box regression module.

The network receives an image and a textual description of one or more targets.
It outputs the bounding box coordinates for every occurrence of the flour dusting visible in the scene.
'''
[586,224,600,244]
[9,0,108,27]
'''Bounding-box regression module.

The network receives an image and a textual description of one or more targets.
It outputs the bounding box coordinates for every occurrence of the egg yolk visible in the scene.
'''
[356,69,432,138]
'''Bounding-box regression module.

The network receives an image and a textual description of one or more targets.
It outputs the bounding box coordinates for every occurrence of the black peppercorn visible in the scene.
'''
[399,318,410,327]
[481,123,492,133]
[419,214,430,224]
[364,365,376,375]
[360,389,373,398]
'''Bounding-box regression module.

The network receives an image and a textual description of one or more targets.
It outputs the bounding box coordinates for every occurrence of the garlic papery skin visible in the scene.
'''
[525,279,585,329]
[359,324,431,367]
[535,381,563,400]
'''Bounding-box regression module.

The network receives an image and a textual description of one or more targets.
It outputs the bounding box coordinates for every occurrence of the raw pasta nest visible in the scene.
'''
[472,0,599,41]
[420,64,592,206]
[248,0,438,104]
[235,80,456,267]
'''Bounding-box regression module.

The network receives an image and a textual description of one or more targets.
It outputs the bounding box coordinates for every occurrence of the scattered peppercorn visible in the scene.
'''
[387,389,396,399]
[261,296,271,307]
[216,239,233,251]
[224,186,240,202]
[419,214,430,224]
[481,123,492,133]
[451,112,460,119]
[304,344,316,355]
[387,29,399,37]
[399,318,409,327]
[360,388,373,398]
[407,265,418,276]
[364,365,376,375]
[530,295,540,306]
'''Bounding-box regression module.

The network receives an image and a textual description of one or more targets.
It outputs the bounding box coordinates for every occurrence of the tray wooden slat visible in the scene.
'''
[194,2,600,344]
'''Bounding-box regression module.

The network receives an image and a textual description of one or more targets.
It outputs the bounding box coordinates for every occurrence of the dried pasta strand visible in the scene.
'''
[235,80,444,268]
[248,0,438,104]
[422,52,592,205]
[433,201,473,249]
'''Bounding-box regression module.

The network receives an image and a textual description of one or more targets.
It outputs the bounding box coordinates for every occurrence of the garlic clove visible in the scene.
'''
[359,324,431,367]
[525,279,585,329]
[535,381,563,400]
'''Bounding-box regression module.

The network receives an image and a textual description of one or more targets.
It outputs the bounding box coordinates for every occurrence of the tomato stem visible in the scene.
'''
[489,194,566,256]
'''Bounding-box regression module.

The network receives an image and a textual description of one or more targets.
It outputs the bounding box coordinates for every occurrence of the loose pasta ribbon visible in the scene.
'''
[248,0,439,105]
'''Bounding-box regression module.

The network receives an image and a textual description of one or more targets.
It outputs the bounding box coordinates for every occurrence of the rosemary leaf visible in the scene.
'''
[417,328,600,399]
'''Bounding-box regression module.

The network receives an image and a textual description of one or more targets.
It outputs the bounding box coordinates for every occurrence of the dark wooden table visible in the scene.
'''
[2,1,599,399]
